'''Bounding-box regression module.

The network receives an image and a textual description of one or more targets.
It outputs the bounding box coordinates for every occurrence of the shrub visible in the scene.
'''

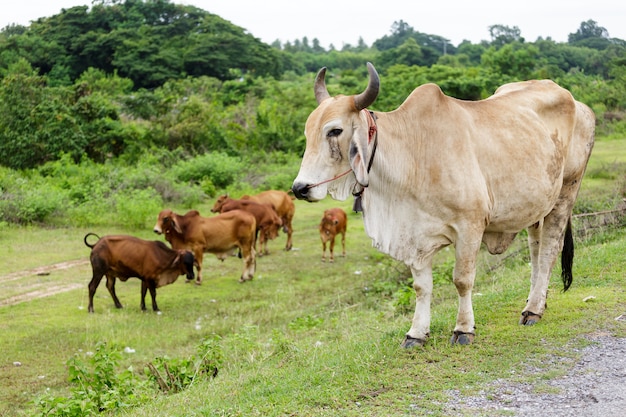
[115,188,163,229]
[36,342,148,417]
[0,178,68,224]
[170,152,244,189]
[146,336,222,394]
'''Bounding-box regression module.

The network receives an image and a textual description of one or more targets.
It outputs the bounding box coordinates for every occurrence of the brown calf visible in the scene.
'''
[84,233,195,313]
[153,209,256,284]
[240,190,295,251]
[319,208,347,262]
[211,195,282,256]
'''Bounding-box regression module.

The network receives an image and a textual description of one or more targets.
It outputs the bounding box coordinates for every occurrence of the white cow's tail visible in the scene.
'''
[561,218,574,292]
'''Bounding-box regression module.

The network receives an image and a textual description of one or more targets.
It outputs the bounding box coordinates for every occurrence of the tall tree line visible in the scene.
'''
[0,0,625,170]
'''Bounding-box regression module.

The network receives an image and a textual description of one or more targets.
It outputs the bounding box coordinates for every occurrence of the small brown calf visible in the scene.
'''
[319,208,347,262]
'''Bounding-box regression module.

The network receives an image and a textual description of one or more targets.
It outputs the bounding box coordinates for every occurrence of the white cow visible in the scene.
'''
[292,62,595,347]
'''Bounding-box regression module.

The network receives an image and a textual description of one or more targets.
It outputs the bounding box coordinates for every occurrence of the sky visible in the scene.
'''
[1,1,625,48]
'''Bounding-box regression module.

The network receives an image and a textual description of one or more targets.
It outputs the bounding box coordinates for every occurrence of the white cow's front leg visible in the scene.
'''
[401,265,433,348]
[451,266,476,344]
[450,240,481,345]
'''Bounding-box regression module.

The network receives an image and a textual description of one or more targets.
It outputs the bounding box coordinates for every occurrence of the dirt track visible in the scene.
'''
[446,331,626,417]
[0,260,88,306]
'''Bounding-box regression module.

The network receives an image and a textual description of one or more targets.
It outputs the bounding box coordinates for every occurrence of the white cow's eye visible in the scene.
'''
[327,128,343,137]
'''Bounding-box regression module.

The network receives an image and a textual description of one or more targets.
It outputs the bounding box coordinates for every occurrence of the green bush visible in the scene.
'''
[64,199,114,228]
[0,177,68,224]
[170,152,244,189]
[36,342,148,417]
[146,336,222,394]
[115,188,163,229]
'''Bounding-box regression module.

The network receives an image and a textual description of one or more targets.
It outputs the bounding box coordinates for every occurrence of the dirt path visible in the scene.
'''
[0,260,89,306]
[446,332,626,417]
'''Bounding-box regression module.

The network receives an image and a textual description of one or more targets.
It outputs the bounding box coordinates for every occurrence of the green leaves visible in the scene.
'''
[37,342,148,416]
[37,337,223,415]
[146,336,222,394]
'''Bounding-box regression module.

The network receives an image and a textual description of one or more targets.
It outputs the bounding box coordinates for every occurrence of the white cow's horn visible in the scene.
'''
[314,67,330,104]
[354,62,380,110]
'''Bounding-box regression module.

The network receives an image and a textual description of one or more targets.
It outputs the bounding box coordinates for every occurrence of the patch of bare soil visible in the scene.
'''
[0,260,89,306]
[446,332,626,417]
[0,283,85,307]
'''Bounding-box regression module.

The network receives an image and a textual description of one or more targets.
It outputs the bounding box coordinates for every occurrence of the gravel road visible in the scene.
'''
[446,331,626,416]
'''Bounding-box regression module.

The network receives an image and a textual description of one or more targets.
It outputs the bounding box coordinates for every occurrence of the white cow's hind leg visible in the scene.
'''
[523,222,547,324]
[522,209,571,325]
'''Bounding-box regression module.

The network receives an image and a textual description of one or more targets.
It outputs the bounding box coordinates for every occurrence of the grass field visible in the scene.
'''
[0,138,624,417]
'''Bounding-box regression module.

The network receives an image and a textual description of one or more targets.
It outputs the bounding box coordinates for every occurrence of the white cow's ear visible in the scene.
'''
[349,135,369,186]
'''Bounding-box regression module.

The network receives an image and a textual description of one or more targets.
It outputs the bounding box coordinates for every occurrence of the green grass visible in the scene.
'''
[0,138,624,417]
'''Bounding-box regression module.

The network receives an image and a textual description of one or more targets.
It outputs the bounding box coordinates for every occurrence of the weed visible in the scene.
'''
[288,315,324,331]
[115,188,163,229]
[36,342,148,416]
[146,335,222,394]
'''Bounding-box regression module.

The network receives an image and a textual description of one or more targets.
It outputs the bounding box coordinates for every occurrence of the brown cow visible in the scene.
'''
[240,190,295,251]
[153,209,256,284]
[84,233,195,313]
[211,195,282,256]
[319,208,347,262]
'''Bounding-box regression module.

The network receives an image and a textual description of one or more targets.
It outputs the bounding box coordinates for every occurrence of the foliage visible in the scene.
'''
[481,42,540,79]
[0,2,625,170]
[36,342,148,416]
[0,178,67,224]
[0,154,207,226]
[146,336,222,394]
[36,336,222,416]
[170,152,245,190]
[489,24,524,47]
[115,188,163,229]
[0,60,86,169]
[568,19,610,44]
[0,0,279,88]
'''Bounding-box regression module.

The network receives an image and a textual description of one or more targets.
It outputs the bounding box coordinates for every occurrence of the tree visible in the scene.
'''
[457,41,487,66]
[381,38,423,67]
[481,43,539,79]
[0,59,86,169]
[489,24,523,48]
[0,0,281,88]
[373,20,415,51]
[568,20,609,43]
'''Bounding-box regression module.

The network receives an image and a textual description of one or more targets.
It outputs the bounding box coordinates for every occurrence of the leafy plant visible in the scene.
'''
[146,336,222,394]
[36,342,148,416]
[115,188,163,229]
[288,315,324,331]
[170,152,244,189]
[0,176,68,224]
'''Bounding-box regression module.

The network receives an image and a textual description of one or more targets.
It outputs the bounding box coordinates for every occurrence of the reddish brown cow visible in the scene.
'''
[153,209,256,284]
[84,233,195,313]
[240,190,295,251]
[319,208,347,262]
[211,195,282,256]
